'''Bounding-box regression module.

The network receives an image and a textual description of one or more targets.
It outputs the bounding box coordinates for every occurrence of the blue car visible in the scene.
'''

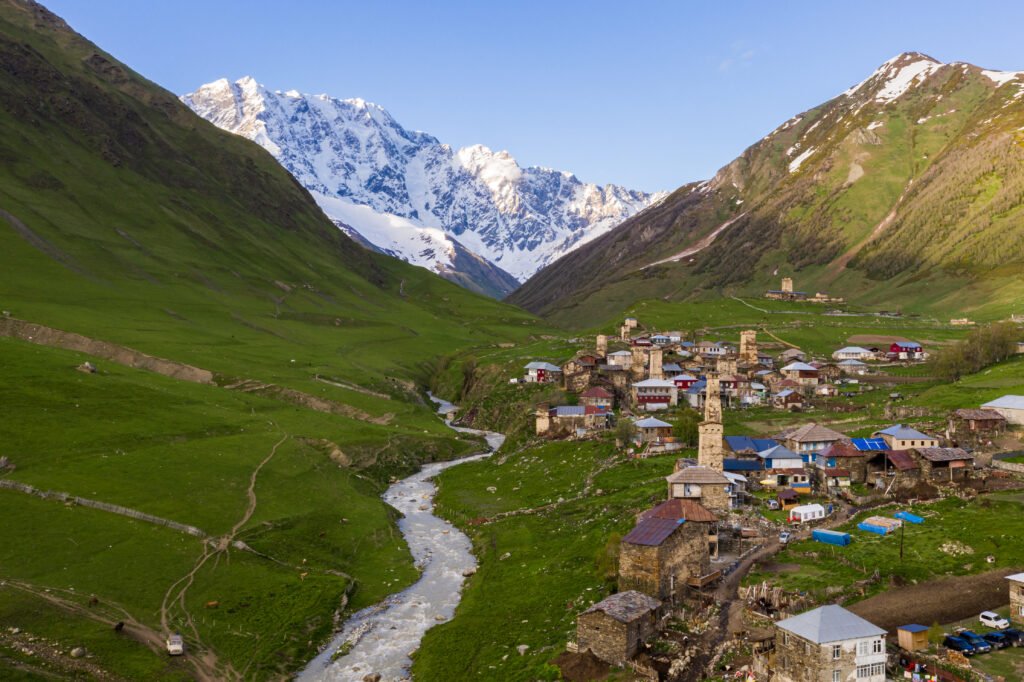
[944,635,976,656]
[983,632,1010,649]
[958,631,992,653]
[1002,628,1024,646]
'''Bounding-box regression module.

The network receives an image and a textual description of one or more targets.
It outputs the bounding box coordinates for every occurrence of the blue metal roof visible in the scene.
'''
[725,436,779,453]
[899,624,930,633]
[851,437,890,451]
[724,458,763,472]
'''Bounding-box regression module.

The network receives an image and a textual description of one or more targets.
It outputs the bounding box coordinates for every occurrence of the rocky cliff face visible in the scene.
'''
[183,78,663,296]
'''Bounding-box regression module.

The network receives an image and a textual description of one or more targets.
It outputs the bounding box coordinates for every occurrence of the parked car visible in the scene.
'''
[779,531,792,545]
[766,499,780,510]
[982,632,1011,649]
[1001,628,1024,646]
[166,634,184,656]
[980,611,1010,630]
[958,631,992,653]
[943,635,976,656]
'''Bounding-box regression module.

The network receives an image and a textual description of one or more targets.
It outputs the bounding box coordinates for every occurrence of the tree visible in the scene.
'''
[673,409,701,446]
[615,419,636,446]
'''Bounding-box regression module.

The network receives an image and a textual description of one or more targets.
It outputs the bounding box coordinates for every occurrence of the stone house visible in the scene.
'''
[607,349,633,369]
[837,359,868,375]
[562,356,597,392]
[756,604,887,682]
[778,348,808,363]
[580,385,614,409]
[537,405,609,437]
[811,362,842,383]
[949,408,1006,442]
[1007,573,1024,625]
[665,466,731,512]
[865,450,920,490]
[912,447,973,481]
[618,499,716,599]
[872,424,939,450]
[576,591,662,666]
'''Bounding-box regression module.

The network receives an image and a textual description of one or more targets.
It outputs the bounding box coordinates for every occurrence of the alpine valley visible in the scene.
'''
[183,78,663,298]
[510,52,1024,327]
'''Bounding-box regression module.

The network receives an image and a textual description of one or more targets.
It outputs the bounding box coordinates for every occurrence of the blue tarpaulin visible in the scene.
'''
[894,511,923,524]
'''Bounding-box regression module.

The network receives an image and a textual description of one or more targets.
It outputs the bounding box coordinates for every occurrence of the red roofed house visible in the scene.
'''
[580,386,614,409]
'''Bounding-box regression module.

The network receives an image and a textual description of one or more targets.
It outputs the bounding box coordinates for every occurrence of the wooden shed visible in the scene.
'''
[897,624,929,651]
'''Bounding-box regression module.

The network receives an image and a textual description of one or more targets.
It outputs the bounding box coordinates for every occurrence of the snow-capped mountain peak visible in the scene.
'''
[182,78,664,292]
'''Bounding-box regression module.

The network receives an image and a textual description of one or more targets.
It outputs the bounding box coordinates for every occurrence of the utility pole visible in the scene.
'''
[899,520,905,562]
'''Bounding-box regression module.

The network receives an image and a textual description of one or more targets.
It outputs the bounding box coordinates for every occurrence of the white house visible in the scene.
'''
[982,395,1024,425]
[832,346,874,361]
[523,361,562,383]
[837,359,868,375]
[768,605,887,682]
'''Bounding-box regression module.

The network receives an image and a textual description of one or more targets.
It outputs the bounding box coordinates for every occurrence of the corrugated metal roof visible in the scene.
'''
[834,346,872,354]
[781,362,818,372]
[725,436,779,453]
[983,395,1024,410]
[635,417,671,428]
[584,591,661,623]
[899,624,930,633]
[524,361,562,371]
[551,406,586,417]
[876,424,933,440]
[887,451,919,470]
[640,499,717,523]
[633,379,676,388]
[759,445,800,460]
[666,466,730,485]
[622,517,684,546]
[1006,573,1024,583]
[724,458,764,472]
[838,359,867,366]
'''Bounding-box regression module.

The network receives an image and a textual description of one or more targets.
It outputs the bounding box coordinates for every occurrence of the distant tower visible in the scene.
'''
[698,373,724,471]
[535,406,550,435]
[630,346,647,379]
[596,334,608,358]
[781,277,794,294]
[649,347,664,380]
[716,356,737,377]
[620,324,630,341]
[740,330,758,365]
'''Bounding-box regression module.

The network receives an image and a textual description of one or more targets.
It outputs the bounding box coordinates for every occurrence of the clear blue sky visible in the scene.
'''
[45,0,1024,192]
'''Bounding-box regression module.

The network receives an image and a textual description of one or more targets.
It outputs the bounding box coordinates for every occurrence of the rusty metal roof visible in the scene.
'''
[886,451,919,470]
[640,499,717,523]
[953,408,1005,421]
[915,447,973,462]
[622,517,683,546]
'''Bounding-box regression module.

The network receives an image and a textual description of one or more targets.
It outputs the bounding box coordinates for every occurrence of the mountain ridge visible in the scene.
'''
[182,77,665,296]
[510,52,1024,326]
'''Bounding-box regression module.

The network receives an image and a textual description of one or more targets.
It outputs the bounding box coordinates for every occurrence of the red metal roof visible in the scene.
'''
[622,517,683,546]
[640,499,716,523]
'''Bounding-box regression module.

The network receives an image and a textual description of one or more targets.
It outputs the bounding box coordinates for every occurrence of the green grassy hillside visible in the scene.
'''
[0,1,554,678]
[511,53,1024,328]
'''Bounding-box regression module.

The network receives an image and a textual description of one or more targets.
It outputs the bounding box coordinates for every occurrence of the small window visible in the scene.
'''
[872,639,883,654]
[783,633,789,645]
[832,644,841,659]
[857,640,868,656]
[833,671,841,682]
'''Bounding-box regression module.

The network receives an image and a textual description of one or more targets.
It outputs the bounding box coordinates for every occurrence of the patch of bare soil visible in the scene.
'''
[846,568,1018,633]
[552,650,610,682]
[760,562,802,574]
[0,318,214,384]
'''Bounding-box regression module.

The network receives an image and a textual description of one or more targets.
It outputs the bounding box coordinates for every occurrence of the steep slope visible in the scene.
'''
[0,1,550,678]
[511,53,1024,326]
[182,77,663,293]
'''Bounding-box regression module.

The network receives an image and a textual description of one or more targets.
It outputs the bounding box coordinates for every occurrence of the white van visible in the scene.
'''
[980,611,1010,630]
